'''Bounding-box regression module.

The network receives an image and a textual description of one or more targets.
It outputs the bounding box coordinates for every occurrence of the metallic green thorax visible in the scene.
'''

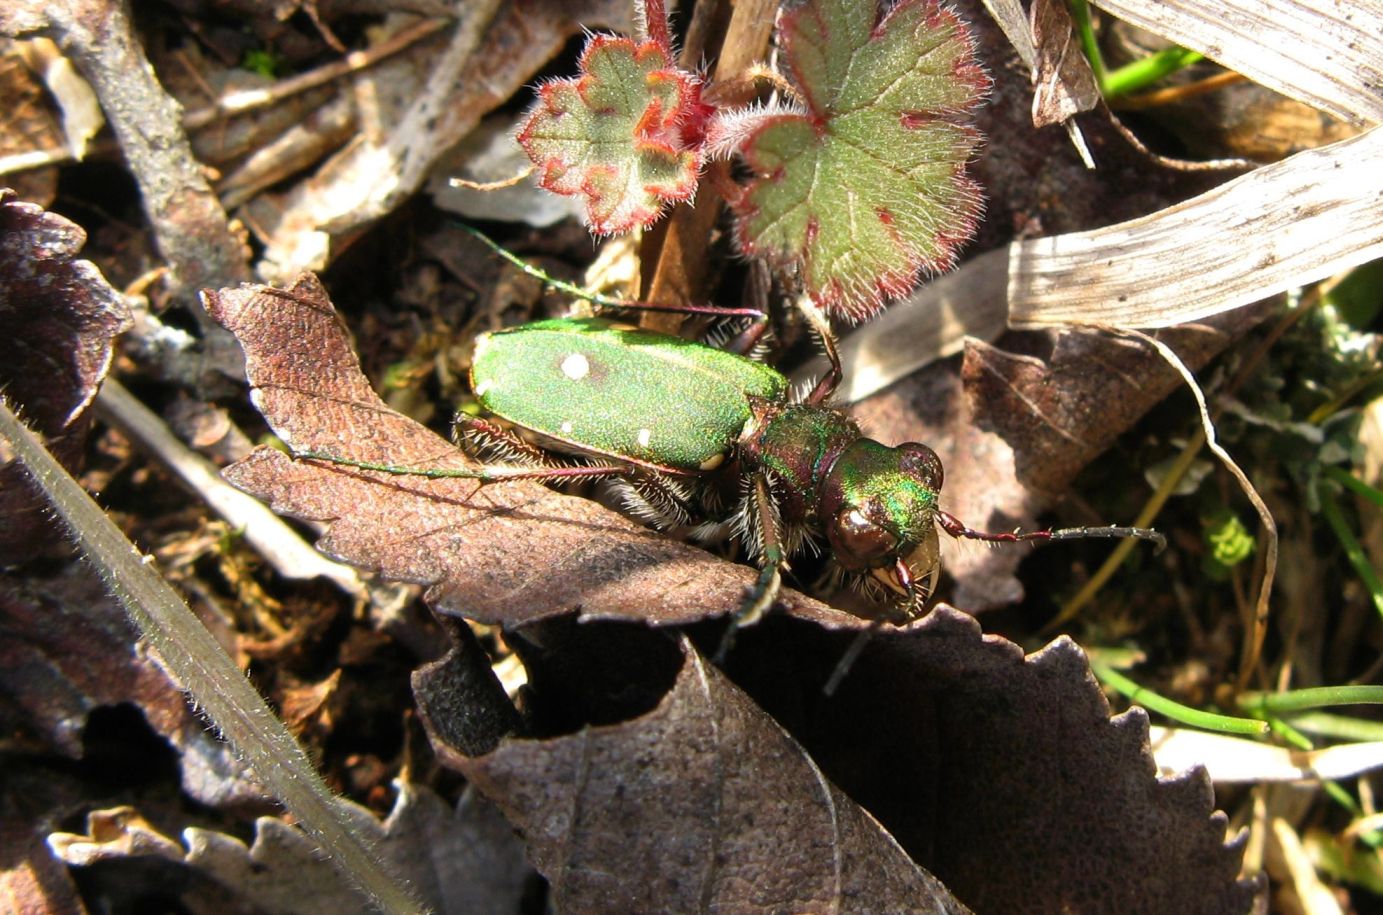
[743,402,941,572]
[741,401,859,520]
[471,318,788,472]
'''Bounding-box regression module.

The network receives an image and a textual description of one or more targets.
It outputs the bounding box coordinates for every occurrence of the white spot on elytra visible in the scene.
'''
[637,428,652,448]
[560,352,590,380]
[474,379,493,397]
[699,453,724,471]
[560,421,574,434]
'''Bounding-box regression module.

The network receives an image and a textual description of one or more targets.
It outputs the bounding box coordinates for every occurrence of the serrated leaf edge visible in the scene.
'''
[728,0,992,320]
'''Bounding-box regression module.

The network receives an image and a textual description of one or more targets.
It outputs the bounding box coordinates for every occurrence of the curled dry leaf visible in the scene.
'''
[0,189,130,562]
[0,564,265,808]
[421,631,970,913]
[45,786,530,915]
[758,609,1262,913]
[416,611,1260,913]
[204,275,843,629]
[1027,0,1101,128]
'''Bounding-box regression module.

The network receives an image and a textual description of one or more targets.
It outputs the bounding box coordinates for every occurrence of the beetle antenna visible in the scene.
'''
[937,510,1166,553]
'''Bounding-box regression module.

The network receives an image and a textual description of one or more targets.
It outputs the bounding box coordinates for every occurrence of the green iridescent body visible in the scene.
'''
[470,317,945,617]
[301,311,1160,629]
[472,318,787,473]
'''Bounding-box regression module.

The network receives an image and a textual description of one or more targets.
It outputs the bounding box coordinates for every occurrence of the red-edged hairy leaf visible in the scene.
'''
[729,0,989,320]
[517,34,710,234]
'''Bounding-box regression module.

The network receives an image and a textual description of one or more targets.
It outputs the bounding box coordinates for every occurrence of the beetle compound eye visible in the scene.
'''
[898,443,943,491]
[832,508,898,569]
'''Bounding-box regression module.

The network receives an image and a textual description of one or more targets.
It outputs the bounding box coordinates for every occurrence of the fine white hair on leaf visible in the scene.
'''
[702,100,808,160]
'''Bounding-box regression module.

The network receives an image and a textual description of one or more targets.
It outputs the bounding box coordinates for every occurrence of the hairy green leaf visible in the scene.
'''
[517,35,708,235]
[731,0,989,319]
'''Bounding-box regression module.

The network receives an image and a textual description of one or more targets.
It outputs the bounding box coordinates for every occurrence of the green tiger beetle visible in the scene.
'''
[299,278,1164,648]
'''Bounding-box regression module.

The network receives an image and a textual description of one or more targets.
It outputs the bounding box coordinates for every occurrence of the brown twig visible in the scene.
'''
[643,0,779,325]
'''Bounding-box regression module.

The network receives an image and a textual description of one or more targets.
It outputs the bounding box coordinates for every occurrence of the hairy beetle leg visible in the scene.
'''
[714,474,787,663]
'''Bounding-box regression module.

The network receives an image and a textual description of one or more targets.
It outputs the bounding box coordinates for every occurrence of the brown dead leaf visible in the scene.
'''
[422,630,971,913]
[727,610,1260,912]
[0,565,265,808]
[204,274,843,628]
[375,783,533,914]
[0,188,131,563]
[44,785,530,915]
[1029,0,1101,128]
[419,613,1260,913]
[962,311,1269,493]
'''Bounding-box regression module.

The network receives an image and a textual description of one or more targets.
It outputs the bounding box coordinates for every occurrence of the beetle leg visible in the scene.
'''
[615,474,698,528]
[822,621,884,696]
[294,450,635,484]
[797,297,844,406]
[462,223,767,322]
[715,473,786,662]
[719,261,774,357]
[453,415,552,466]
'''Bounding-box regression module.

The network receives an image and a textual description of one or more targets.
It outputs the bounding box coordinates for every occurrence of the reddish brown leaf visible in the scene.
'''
[423,632,971,913]
[204,275,843,628]
[0,189,131,562]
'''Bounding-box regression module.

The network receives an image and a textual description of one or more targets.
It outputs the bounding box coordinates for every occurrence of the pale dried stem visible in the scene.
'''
[449,165,535,192]
[94,378,367,599]
[1103,327,1279,694]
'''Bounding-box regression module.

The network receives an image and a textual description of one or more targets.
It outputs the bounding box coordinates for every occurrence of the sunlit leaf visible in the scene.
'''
[730,0,989,320]
[517,35,709,235]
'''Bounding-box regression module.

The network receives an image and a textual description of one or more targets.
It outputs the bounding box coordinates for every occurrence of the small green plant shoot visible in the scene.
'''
[515,0,990,319]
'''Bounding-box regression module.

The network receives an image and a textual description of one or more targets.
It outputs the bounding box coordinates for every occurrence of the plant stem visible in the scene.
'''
[1239,684,1383,715]
[1324,465,1383,508]
[1067,0,1107,86]
[1102,46,1204,99]
[1066,0,1203,99]
[1091,661,1268,735]
[640,0,673,52]
[1318,484,1383,620]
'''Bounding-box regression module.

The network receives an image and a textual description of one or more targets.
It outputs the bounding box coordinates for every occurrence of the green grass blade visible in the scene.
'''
[1091,661,1269,735]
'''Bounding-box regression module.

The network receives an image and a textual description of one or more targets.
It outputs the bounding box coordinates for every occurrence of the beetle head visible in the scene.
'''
[819,440,944,612]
